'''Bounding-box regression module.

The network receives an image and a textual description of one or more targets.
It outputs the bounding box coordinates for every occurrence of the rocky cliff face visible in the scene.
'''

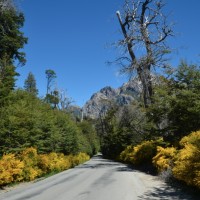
[83,79,142,119]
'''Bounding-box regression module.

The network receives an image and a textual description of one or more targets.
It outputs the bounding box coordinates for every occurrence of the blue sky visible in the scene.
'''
[16,0,200,107]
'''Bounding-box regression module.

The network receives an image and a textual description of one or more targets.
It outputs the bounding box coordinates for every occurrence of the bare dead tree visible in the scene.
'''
[116,0,173,107]
[58,89,74,111]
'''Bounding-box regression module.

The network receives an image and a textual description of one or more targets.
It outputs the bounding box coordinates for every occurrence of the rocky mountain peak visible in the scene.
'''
[82,78,142,119]
[99,86,117,98]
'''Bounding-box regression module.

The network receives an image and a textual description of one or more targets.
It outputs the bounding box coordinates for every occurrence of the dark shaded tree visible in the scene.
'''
[78,120,100,156]
[148,62,200,144]
[100,103,148,158]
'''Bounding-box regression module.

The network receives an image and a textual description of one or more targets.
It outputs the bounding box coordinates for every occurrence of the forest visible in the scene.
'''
[0,0,99,186]
[0,0,200,191]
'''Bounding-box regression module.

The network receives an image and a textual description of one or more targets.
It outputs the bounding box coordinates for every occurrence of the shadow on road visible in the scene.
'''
[77,154,148,173]
[76,154,121,169]
[137,185,199,200]
[76,154,200,199]
[79,154,156,174]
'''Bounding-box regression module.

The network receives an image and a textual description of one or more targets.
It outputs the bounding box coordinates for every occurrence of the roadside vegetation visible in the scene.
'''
[98,0,200,191]
[0,0,99,187]
[99,62,200,190]
[0,147,90,186]
[0,0,199,192]
[119,131,200,189]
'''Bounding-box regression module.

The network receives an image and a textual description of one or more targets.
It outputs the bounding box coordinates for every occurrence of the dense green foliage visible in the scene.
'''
[99,103,153,158]
[99,61,200,190]
[0,1,99,157]
[0,0,27,106]
[0,90,99,156]
[148,62,200,143]
[78,120,100,156]
[0,58,17,106]
[0,0,27,64]
[0,0,199,191]
[100,62,200,159]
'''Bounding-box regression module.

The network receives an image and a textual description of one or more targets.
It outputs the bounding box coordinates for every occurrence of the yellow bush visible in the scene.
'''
[0,154,24,186]
[119,140,158,165]
[0,147,90,186]
[173,143,200,189]
[38,152,89,174]
[153,146,177,172]
[72,153,90,166]
[37,154,51,174]
[179,130,200,147]
[132,141,157,165]
[20,147,42,181]
[119,146,135,163]
[20,147,38,168]
[48,153,71,172]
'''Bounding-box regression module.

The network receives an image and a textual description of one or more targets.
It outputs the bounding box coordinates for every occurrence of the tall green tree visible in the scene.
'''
[0,0,27,63]
[45,69,56,95]
[0,0,27,105]
[45,69,58,106]
[0,57,17,106]
[24,72,38,96]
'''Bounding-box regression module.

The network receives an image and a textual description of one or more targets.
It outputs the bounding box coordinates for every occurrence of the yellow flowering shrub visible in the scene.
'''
[179,130,200,147]
[132,140,157,165]
[0,148,90,186]
[172,131,200,189]
[119,145,135,163]
[19,147,42,181]
[153,146,177,172]
[48,153,71,172]
[71,153,90,166]
[119,140,158,165]
[38,153,72,174]
[38,152,90,174]
[37,154,51,174]
[38,152,89,174]
[0,154,24,186]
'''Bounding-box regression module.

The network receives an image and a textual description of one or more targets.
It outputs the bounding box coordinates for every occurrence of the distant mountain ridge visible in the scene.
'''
[82,78,142,119]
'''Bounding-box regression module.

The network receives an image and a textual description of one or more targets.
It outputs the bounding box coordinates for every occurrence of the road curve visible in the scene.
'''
[0,154,196,200]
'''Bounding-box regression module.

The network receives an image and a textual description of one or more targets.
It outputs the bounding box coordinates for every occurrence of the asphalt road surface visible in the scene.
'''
[0,154,197,200]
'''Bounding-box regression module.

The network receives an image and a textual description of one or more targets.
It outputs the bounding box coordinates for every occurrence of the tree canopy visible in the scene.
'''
[0,0,27,106]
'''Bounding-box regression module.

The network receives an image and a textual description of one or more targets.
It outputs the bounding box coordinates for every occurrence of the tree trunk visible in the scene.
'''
[137,66,152,107]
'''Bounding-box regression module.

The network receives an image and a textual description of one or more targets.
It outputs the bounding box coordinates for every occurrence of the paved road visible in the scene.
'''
[0,155,197,200]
